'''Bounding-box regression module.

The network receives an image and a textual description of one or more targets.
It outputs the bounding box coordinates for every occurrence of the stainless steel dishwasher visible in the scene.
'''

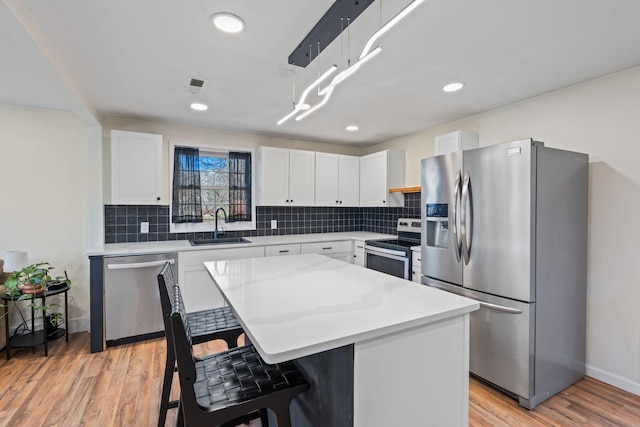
[104,252,177,346]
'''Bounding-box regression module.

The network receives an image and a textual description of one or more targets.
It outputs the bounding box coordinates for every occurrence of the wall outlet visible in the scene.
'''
[140,221,149,233]
[271,219,277,230]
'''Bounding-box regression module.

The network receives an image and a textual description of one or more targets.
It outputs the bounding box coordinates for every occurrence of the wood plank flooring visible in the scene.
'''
[0,332,638,427]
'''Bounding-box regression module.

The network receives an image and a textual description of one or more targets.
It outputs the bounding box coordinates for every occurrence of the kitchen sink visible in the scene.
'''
[189,237,251,246]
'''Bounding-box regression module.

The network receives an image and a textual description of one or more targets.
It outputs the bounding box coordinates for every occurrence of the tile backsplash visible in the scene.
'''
[104,193,421,243]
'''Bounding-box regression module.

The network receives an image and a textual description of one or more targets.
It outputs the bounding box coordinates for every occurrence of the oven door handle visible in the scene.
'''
[364,245,408,261]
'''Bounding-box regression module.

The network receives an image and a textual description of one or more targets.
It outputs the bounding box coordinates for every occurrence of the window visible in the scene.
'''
[199,151,230,221]
[170,143,255,233]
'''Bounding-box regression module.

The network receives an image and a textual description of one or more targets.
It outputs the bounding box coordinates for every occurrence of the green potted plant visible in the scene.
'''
[3,262,70,297]
[2,263,71,328]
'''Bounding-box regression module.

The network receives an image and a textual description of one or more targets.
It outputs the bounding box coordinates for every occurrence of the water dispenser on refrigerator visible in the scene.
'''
[425,203,449,249]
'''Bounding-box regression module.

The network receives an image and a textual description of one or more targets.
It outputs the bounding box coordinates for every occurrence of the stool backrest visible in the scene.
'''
[157,262,176,315]
[170,284,198,406]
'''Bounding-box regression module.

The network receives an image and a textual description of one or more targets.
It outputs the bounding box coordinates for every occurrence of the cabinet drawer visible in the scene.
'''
[265,244,301,257]
[179,246,265,266]
[301,240,352,254]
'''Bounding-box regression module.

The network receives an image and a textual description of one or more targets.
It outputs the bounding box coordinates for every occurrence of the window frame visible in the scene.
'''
[169,141,256,233]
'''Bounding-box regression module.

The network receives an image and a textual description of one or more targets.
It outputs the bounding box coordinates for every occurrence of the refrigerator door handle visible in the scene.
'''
[452,170,462,262]
[478,301,523,314]
[461,171,473,264]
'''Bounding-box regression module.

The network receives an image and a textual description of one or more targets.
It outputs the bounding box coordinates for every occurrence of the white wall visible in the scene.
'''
[101,116,362,204]
[366,66,640,395]
[0,104,91,332]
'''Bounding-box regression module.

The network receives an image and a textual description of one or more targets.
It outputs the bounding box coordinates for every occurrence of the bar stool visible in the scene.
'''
[157,263,245,427]
[169,283,310,427]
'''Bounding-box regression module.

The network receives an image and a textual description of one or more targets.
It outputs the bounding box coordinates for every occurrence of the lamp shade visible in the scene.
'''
[4,251,29,272]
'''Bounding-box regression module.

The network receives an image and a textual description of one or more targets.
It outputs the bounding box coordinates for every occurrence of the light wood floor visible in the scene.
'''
[0,332,638,427]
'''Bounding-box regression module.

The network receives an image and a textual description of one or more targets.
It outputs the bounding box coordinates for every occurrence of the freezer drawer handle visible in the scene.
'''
[106,259,175,270]
[478,301,522,314]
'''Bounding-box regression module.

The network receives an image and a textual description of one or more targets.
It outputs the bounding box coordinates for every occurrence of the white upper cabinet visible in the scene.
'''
[257,147,315,206]
[434,130,479,155]
[110,130,163,205]
[315,153,360,207]
[359,150,405,207]
[288,149,315,206]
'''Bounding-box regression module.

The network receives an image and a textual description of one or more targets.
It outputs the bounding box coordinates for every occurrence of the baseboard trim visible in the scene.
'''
[67,317,89,334]
[586,364,640,396]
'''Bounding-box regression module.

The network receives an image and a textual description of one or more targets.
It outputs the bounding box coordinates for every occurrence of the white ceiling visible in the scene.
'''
[2,0,640,146]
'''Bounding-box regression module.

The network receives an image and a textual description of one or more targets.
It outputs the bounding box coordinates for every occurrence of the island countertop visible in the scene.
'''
[205,253,479,364]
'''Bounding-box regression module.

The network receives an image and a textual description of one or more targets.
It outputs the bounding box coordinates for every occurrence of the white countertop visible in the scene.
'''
[205,254,478,363]
[85,231,394,256]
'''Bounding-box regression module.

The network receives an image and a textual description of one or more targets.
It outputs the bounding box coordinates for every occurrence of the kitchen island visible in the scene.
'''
[205,254,479,426]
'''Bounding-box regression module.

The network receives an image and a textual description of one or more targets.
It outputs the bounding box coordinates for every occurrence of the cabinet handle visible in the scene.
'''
[286,199,289,203]
[336,200,339,204]
[382,200,386,203]
[156,197,161,201]
[279,250,290,253]
[322,247,332,250]
[356,245,364,249]
[339,201,342,204]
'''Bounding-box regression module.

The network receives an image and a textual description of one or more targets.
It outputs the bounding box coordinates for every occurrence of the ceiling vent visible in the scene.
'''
[186,78,206,94]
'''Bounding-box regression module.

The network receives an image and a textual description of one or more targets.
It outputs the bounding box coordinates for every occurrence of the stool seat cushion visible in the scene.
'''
[188,306,241,336]
[194,345,308,410]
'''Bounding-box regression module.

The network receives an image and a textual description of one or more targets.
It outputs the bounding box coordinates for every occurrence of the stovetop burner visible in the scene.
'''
[370,238,418,248]
[365,218,422,253]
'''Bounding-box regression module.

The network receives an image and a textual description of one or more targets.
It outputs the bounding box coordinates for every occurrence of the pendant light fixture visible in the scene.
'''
[278,0,425,124]
[278,42,337,125]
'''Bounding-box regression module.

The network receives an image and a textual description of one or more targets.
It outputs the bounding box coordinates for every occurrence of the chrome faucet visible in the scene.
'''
[214,207,227,239]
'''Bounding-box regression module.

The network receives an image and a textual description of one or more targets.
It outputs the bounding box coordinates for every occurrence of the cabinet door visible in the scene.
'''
[315,152,340,206]
[111,130,163,204]
[360,151,388,206]
[178,247,265,312]
[353,240,365,267]
[326,253,352,263]
[258,147,290,205]
[338,155,360,206]
[289,150,315,206]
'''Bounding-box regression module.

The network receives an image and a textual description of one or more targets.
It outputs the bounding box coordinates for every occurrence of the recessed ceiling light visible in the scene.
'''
[190,103,208,111]
[211,13,245,33]
[346,125,359,132]
[442,82,465,93]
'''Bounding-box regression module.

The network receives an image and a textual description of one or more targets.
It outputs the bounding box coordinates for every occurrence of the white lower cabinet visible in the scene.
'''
[353,239,365,267]
[178,247,265,312]
[265,244,301,257]
[301,240,353,263]
[412,249,422,283]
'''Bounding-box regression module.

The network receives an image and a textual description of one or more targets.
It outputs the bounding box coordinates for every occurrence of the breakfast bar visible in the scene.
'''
[205,254,479,426]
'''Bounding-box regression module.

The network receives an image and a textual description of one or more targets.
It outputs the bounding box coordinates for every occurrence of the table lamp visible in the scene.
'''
[3,251,29,273]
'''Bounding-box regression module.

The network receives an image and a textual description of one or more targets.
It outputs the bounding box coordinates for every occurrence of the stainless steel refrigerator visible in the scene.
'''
[421,138,588,409]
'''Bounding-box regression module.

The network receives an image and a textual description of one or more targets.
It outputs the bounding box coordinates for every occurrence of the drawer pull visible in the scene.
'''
[279,250,290,253]
[322,247,332,250]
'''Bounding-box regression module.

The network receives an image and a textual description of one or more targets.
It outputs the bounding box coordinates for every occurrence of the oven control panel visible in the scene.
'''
[397,218,422,233]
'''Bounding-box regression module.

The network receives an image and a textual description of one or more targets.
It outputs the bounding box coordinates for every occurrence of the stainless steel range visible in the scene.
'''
[365,218,421,280]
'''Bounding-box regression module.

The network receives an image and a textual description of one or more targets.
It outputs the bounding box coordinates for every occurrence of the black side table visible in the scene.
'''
[1,284,69,360]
